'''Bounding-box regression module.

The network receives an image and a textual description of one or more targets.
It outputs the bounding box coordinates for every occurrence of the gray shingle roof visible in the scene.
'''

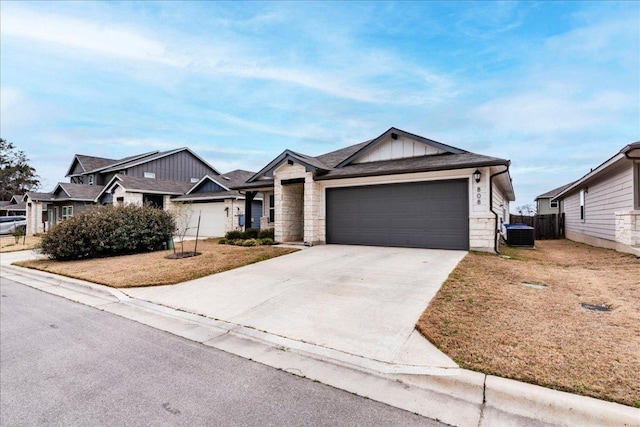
[172,190,244,201]
[235,128,511,190]
[24,191,55,201]
[111,175,194,194]
[217,170,256,189]
[315,152,509,180]
[55,183,105,200]
[2,201,26,211]
[535,182,576,200]
[75,155,119,173]
[314,140,371,168]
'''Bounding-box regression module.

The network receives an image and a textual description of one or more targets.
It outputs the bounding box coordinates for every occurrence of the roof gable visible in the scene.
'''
[99,174,193,199]
[337,128,466,167]
[535,182,576,200]
[186,175,230,195]
[52,183,104,201]
[247,150,331,183]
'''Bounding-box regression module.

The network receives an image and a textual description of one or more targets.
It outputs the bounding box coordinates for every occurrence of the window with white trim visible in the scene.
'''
[269,194,275,223]
[580,189,585,221]
[88,174,95,185]
[550,200,558,208]
[144,172,156,179]
[62,205,74,220]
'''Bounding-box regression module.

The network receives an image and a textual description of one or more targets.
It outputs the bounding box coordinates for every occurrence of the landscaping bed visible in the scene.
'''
[16,238,298,287]
[417,239,640,407]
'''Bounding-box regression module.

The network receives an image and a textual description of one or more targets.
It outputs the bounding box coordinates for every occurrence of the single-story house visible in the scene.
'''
[553,141,640,256]
[534,182,575,215]
[26,147,262,237]
[0,195,27,216]
[235,127,515,252]
[47,183,107,228]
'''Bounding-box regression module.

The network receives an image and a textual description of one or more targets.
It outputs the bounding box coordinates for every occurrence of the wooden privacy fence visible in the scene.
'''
[509,213,564,240]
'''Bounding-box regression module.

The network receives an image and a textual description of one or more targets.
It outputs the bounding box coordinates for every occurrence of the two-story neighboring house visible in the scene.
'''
[534,182,575,215]
[24,147,262,237]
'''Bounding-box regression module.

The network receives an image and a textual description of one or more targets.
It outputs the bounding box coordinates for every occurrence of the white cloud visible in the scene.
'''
[1,7,187,67]
[0,4,455,106]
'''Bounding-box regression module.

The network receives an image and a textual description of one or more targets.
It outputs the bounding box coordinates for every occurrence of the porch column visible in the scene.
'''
[244,191,256,230]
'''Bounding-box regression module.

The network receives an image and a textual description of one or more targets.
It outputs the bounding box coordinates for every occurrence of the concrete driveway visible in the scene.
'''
[124,245,466,370]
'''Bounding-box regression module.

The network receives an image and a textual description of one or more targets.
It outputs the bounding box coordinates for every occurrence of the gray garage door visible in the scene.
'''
[326,180,469,250]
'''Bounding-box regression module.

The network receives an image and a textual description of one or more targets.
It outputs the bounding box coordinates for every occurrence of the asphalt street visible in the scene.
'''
[0,277,446,427]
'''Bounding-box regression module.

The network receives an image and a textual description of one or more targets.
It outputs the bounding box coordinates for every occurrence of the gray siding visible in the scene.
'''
[536,198,559,215]
[71,161,84,175]
[126,151,217,182]
[194,180,225,193]
[563,162,634,241]
[49,202,93,227]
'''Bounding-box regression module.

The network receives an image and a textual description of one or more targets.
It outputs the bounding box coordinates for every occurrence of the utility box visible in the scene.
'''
[506,225,535,247]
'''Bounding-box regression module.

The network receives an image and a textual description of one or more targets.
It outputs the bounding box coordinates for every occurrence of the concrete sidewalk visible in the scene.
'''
[1,251,638,427]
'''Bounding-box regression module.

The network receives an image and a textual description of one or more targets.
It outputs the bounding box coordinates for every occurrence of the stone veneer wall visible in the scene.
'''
[274,163,307,243]
[279,184,304,241]
[112,186,143,206]
[469,215,495,251]
[304,178,323,244]
[615,211,640,247]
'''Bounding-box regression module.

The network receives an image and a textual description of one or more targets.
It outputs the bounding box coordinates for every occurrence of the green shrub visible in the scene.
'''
[242,238,258,247]
[257,228,274,239]
[243,228,259,239]
[40,204,175,260]
[218,238,228,244]
[232,239,244,246]
[258,237,274,245]
[225,230,244,240]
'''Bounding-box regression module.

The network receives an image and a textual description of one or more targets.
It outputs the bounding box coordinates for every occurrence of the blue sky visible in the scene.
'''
[1,1,638,209]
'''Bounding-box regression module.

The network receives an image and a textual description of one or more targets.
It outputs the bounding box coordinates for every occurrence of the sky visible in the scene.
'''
[1,1,639,210]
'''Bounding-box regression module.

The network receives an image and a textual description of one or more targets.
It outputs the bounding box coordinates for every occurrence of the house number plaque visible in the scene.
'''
[477,187,481,204]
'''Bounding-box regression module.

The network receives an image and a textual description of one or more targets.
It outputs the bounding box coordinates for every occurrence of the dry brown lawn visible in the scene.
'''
[417,239,640,407]
[0,235,42,253]
[16,239,298,287]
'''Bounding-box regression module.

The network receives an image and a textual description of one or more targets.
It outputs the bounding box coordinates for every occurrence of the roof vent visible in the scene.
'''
[391,132,398,140]
[222,176,230,180]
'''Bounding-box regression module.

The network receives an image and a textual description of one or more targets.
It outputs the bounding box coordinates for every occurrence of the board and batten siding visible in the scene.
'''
[353,136,445,164]
[126,151,217,182]
[564,162,634,242]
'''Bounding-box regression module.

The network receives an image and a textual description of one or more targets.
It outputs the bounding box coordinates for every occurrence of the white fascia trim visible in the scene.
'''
[554,153,626,200]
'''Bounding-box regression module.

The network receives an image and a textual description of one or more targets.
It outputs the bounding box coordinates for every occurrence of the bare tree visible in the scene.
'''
[172,203,194,255]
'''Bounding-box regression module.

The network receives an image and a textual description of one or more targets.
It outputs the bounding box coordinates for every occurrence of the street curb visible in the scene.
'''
[2,263,638,427]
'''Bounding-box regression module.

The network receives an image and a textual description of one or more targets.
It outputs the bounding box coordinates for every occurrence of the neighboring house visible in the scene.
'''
[0,195,26,216]
[235,127,515,252]
[553,141,640,256]
[535,182,575,215]
[171,170,263,237]
[25,148,261,237]
[23,192,53,234]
